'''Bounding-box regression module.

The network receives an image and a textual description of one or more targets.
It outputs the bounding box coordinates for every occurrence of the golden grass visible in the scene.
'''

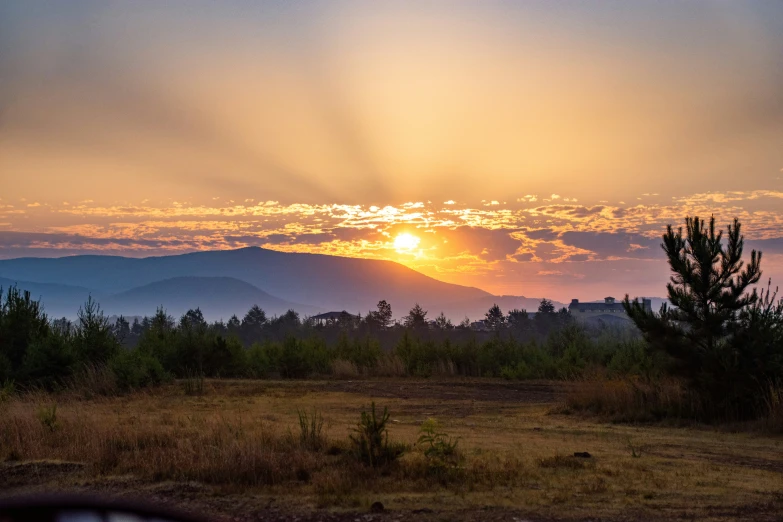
[331,356,457,378]
[1,379,782,520]
[563,377,700,422]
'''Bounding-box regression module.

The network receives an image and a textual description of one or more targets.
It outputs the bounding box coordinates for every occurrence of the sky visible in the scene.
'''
[1,1,782,301]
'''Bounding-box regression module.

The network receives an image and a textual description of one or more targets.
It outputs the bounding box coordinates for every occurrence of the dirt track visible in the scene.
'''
[323,379,561,403]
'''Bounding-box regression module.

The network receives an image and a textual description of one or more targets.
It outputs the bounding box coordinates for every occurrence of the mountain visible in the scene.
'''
[0,247,493,317]
[101,277,321,320]
[0,248,575,321]
[0,277,95,319]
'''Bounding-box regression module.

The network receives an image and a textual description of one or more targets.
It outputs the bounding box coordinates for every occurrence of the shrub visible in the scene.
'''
[336,334,382,371]
[247,342,272,378]
[202,335,247,377]
[298,408,326,451]
[417,418,461,475]
[20,333,76,388]
[272,337,325,378]
[350,402,405,468]
[606,339,662,379]
[109,349,169,392]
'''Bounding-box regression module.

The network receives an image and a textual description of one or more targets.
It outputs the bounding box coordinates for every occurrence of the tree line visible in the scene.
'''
[1,285,647,390]
[1,216,781,422]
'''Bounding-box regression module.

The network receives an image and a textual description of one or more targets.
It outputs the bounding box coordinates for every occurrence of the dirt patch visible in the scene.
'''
[310,379,561,404]
[0,461,86,488]
[647,443,783,475]
[6,484,782,522]
[0,483,595,522]
[211,379,562,405]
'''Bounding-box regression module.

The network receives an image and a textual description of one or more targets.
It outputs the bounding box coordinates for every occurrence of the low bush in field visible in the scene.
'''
[416,418,462,479]
[349,402,406,468]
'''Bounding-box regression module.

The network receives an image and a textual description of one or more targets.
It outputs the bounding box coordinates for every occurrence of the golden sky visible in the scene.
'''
[1,1,782,300]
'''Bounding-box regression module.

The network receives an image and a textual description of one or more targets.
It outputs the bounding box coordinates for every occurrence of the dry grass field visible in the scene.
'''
[1,379,782,521]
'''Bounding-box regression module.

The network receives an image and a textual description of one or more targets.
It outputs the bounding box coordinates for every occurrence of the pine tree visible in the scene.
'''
[485,304,505,330]
[623,216,775,418]
[434,312,453,330]
[404,303,428,329]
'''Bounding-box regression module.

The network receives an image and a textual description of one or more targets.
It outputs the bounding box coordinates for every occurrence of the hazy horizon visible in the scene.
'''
[2,1,782,302]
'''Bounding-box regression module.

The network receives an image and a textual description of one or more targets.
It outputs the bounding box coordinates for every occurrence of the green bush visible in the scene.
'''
[336,334,382,371]
[202,335,247,377]
[606,339,662,378]
[350,402,405,468]
[109,349,169,392]
[247,342,272,377]
[417,418,461,475]
[21,333,76,388]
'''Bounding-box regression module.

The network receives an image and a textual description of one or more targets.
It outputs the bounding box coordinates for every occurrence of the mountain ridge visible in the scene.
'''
[0,247,564,320]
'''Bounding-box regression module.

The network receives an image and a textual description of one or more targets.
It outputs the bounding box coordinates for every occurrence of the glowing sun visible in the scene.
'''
[393,233,420,252]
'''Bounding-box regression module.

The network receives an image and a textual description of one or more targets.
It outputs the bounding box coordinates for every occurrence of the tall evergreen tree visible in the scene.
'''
[73,296,118,365]
[0,286,50,380]
[367,300,393,330]
[624,216,775,418]
[404,303,428,330]
[485,304,505,330]
[434,312,453,330]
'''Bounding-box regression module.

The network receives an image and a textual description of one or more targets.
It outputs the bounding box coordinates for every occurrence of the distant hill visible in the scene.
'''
[101,276,321,320]
[0,247,492,317]
[0,248,568,321]
[0,277,95,319]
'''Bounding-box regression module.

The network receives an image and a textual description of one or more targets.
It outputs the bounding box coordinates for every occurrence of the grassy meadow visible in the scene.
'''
[1,378,782,521]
